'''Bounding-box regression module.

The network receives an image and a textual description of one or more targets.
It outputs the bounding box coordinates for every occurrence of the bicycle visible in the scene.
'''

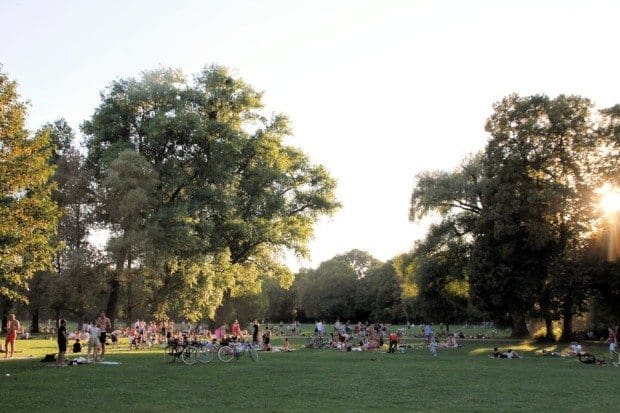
[195,341,219,364]
[163,339,197,365]
[217,341,259,362]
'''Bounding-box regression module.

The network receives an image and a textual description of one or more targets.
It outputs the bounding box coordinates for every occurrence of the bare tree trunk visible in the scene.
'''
[510,312,529,338]
[544,312,555,341]
[106,254,125,330]
[214,290,233,327]
[1,299,12,332]
[31,308,40,333]
[560,298,574,342]
[106,275,121,330]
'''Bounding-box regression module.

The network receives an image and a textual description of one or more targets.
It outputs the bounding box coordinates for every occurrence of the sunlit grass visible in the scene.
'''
[2,335,619,411]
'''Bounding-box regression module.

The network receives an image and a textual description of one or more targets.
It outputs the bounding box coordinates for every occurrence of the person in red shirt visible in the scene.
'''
[388,332,398,353]
[231,319,241,339]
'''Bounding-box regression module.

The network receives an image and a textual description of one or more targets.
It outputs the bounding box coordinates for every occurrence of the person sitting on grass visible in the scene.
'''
[493,347,508,359]
[439,334,460,348]
[283,337,292,352]
[220,334,232,347]
[569,342,584,356]
[262,329,272,351]
[72,338,82,353]
[337,332,350,351]
[367,338,379,350]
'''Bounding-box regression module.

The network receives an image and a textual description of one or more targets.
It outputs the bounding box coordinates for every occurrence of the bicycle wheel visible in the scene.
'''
[163,344,176,362]
[182,346,198,365]
[579,353,596,364]
[198,346,214,363]
[218,345,235,362]
[249,346,259,362]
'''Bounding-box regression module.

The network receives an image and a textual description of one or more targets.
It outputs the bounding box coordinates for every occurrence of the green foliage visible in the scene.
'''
[355,260,404,322]
[296,258,357,321]
[410,93,620,337]
[288,250,407,322]
[82,65,339,321]
[0,67,60,303]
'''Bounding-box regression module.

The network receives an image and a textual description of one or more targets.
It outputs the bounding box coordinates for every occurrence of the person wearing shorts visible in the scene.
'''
[4,314,21,358]
[96,311,112,359]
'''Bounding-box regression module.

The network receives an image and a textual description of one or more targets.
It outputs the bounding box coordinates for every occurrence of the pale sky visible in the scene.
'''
[1,0,619,270]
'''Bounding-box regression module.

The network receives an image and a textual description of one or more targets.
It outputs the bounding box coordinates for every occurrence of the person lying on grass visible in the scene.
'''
[439,334,460,349]
[491,347,521,359]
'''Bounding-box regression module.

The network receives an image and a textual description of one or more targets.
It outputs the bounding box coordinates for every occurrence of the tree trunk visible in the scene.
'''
[54,308,60,327]
[106,274,121,330]
[31,308,40,333]
[1,299,12,332]
[560,300,574,342]
[106,254,125,330]
[544,312,555,341]
[510,312,529,338]
[214,290,233,327]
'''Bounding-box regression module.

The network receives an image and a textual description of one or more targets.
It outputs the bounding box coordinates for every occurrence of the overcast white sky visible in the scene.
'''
[1,0,619,270]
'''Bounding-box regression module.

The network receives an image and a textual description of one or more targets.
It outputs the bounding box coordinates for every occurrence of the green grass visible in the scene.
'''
[1,335,618,412]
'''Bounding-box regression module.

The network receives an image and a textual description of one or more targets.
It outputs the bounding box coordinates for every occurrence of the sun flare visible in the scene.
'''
[598,184,620,215]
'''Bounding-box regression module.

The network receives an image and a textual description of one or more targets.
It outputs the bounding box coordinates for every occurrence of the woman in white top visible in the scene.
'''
[88,325,102,362]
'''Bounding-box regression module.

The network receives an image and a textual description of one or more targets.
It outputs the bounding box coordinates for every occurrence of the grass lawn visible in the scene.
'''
[1,335,618,412]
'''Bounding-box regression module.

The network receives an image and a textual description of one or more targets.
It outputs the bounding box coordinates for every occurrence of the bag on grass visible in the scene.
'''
[40,354,56,362]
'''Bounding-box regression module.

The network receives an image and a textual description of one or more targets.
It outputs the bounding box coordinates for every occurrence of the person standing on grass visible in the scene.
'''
[423,323,433,344]
[57,319,68,366]
[252,319,260,344]
[4,314,21,358]
[96,311,112,359]
[388,331,398,353]
[88,323,101,362]
[232,319,241,339]
[605,326,617,359]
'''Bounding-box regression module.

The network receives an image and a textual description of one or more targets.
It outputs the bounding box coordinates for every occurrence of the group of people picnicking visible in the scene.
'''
[2,314,618,365]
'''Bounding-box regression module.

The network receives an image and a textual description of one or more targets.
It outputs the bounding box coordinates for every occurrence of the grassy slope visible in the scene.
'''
[1,336,618,412]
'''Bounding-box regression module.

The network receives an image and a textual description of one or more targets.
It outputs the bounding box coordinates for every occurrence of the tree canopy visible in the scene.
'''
[0,67,60,304]
[82,65,340,322]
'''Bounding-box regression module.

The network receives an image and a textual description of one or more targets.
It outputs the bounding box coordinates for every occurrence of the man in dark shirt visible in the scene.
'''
[57,319,68,366]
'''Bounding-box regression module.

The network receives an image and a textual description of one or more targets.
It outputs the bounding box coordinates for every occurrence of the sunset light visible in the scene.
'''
[599,184,620,216]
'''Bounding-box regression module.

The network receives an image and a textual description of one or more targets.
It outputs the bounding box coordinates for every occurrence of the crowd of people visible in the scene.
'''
[1,314,618,366]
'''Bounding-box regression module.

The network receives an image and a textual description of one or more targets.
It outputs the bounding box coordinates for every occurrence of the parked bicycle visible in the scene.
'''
[217,341,259,362]
[195,340,219,364]
[163,338,197,365]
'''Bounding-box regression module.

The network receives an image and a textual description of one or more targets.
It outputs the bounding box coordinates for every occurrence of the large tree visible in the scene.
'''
[27,120,104,331]
[0,67,60,322]
[83,66,339,322]
[408,155,483,324]
[410,95,616,339]
[471,94,603,339]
